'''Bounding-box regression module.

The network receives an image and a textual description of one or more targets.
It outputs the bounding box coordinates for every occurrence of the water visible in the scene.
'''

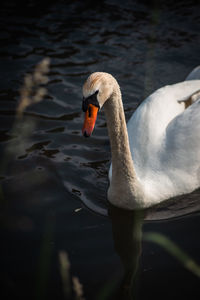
[0,1,200,299]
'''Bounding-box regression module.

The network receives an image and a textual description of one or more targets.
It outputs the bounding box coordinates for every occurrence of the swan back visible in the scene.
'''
[185,66,200,80]
[126,79,200,204]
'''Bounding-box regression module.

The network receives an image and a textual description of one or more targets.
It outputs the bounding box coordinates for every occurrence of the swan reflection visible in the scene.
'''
[109,204,145,300]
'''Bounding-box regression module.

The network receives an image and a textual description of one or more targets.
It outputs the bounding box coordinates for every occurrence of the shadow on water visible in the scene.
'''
[145,189,200,220]
[82,182,200,221]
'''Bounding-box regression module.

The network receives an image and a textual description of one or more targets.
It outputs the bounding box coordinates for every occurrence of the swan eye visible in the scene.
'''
[82,98,88,112]
[82,90,99,112]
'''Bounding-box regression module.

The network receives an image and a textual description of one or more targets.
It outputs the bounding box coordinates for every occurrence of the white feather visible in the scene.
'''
[109,71,200,206]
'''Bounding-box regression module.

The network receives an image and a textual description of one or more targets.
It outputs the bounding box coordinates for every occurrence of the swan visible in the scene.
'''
[81,67,200,210]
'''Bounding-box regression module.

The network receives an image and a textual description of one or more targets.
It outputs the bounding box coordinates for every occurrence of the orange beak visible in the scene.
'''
[82,104,99,137]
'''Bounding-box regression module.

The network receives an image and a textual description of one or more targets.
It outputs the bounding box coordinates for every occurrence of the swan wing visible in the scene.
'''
[109,80,200,183]
[161,95,200,178]
[126,80,200,203]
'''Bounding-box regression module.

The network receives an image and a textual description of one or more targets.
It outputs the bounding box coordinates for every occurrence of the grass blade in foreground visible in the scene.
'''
[144,232,200,278]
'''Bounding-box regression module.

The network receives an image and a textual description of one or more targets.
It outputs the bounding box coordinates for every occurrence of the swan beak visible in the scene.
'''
[82,104,99,137]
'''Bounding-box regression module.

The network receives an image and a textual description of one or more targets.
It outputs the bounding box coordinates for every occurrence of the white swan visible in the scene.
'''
[82,67,200,210]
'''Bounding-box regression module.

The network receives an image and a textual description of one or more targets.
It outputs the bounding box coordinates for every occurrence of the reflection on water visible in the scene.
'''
[109,204,144,300]
[109,203,200,300]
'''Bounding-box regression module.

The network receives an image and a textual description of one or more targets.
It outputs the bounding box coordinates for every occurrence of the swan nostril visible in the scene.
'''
[83,130,90,138]
[88,106,92,117]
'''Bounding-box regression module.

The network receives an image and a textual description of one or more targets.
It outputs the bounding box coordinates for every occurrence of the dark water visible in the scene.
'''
[0,0,200,299]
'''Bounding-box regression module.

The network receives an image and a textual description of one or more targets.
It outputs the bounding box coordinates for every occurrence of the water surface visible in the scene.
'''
[0,1,200,299]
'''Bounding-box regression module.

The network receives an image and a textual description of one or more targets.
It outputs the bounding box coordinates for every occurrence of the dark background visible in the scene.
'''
[0,1,200,299]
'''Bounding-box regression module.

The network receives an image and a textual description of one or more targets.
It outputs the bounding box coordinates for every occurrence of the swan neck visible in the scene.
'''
[104,84,136,183]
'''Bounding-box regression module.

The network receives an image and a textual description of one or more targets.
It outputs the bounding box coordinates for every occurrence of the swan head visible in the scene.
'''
[82,72,116,137]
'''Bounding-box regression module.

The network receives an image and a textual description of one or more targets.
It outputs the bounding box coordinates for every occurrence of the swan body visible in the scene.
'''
[82,67,200,209]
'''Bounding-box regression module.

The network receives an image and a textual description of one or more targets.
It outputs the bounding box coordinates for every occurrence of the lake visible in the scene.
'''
[0,1,200,299]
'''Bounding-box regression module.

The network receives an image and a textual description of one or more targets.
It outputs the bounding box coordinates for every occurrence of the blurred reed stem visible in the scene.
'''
[58,251,85,300]
[144,232,200,278]
[17,58,50,119]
